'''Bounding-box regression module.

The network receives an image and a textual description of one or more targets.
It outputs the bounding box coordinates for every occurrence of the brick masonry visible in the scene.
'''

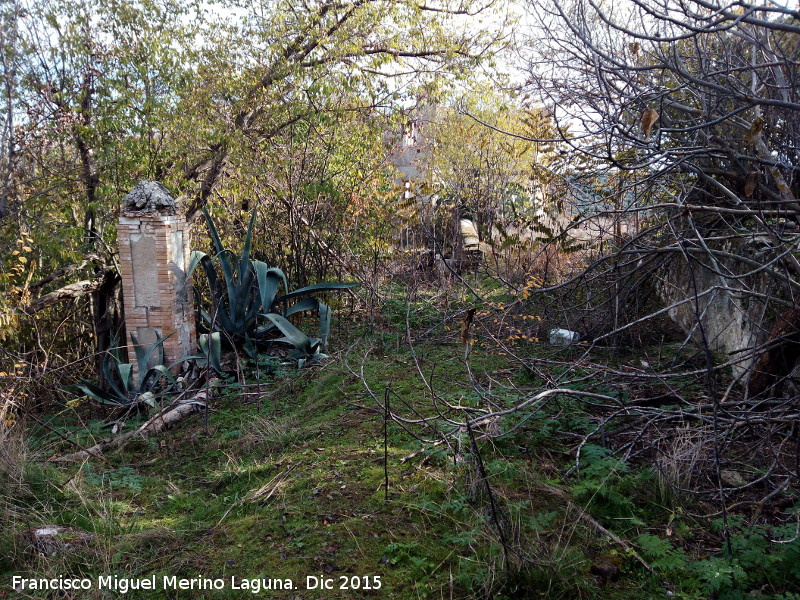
[118,210,196,379]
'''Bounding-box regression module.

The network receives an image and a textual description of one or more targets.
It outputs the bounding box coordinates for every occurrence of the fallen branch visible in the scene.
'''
[538,484,654,573]
[52,383,215,463]
[28,254,102,293]
[26,269,118,314]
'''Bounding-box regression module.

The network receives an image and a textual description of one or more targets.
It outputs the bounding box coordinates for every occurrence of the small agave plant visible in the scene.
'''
[265,301,332,367]
[76,334,182,409]
[188,207,358,364]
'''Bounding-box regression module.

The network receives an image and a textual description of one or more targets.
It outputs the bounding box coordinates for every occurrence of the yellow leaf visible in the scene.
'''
[22,246,32,252]
[744,117,764,145]
[18,256,27,264]
[744,171,759,197]
[641,109,659,139]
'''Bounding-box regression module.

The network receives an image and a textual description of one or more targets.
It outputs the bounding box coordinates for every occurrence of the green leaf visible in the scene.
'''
[238,209,257,285]
[117,363,134,395]
[103,355,128,399]
[76,382,128,406]
[243,333,258,360]
[130,332,173,383]
[186,250,207,281]
[284,296,319,318]
[273,281,360,304]
[145,365,178,389]
[264,313,319,356]
[319,301,331,351]
[254,262,288,313]
[198,332,223,374]
[202,207,235,301]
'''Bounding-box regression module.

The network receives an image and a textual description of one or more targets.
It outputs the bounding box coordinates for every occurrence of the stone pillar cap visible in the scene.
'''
[122,181,178,216]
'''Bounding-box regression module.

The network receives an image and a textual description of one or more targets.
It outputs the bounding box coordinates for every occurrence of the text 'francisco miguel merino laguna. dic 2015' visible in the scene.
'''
[12,575,299,594]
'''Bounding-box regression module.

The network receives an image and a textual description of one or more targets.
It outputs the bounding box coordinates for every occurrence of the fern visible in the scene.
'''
[637,533,689,574]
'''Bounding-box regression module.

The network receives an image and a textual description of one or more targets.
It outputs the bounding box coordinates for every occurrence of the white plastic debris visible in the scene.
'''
[549,328,580,345]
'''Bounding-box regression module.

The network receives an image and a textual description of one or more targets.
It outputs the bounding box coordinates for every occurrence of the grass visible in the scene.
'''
[4,310,795,599]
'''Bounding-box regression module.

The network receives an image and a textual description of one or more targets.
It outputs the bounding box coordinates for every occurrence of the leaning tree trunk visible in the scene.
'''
[73,70,125,389]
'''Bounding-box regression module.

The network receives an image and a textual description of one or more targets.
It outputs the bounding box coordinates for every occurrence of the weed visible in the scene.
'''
[82,465,145,494]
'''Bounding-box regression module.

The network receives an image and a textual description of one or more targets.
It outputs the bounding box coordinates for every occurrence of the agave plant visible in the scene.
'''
[76,334,181,409]
[188,207,358,361]
[265,301,333,367]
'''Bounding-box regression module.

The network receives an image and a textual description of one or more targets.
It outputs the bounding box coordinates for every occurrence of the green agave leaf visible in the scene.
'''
[202,207,233,282]
[202,208,235,302]
[76,382,128,406]
[143,365,178,391]
[284,296,319,318]
[118,363,134,395]
[239,210,257,286]
[131,332,174,384]
[252,323,277,337]
[198,332,223,374]
[264,313,310,346]
[253,262,288,313]
[243,333,258,360]
[273,281,360,305]
[109,337,126,364]
[102,354,128,399]
[233,265,255,325]
[198,306,214,329]
[199,254,220,299]
[319,301,331,352]
[186,250,207,281]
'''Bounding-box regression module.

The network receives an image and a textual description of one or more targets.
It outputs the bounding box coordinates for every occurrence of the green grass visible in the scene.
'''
[5,328,787,600]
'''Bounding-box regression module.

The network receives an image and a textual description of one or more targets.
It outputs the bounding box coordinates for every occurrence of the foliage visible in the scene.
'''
[0,0,506,401]
[570,444,641,527]
[638,521,800,600]
[426,88,561,239]
[189,207,358,361]
[75,334,180,408]
[196,332,223,375]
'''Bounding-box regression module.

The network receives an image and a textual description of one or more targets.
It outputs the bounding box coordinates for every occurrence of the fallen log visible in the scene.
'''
[52,384,214,463]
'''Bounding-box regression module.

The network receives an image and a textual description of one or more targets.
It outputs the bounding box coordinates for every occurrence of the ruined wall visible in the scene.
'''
[118,182,195,376]
[656,236,778,380]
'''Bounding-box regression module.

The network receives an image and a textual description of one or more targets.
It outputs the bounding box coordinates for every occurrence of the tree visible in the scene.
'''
[509,0,800,537]
[427,89,559,237]
[175,0,514,218]
[522,0,800,391]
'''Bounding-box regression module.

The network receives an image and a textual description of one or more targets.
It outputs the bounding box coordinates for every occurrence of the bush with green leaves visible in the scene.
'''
[188,207,358,363]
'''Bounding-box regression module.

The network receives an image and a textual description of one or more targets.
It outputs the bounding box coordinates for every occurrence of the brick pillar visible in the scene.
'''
[118,182,196,378]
